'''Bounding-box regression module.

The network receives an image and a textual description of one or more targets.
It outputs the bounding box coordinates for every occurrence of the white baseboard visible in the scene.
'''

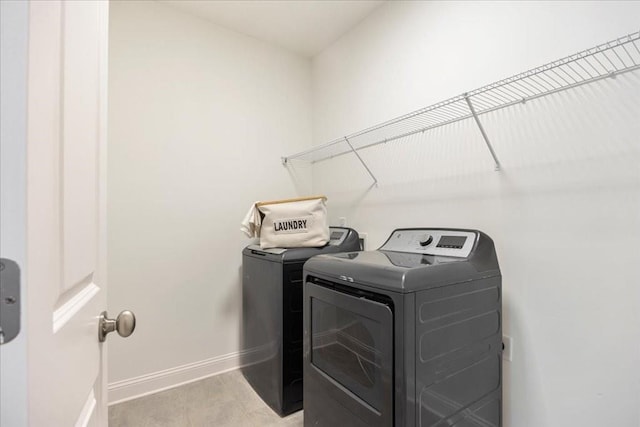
[107,349,255,405]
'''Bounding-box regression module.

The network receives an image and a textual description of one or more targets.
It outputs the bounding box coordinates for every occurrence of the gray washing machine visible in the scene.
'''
[241,227,360,416]
[303,228,502,426]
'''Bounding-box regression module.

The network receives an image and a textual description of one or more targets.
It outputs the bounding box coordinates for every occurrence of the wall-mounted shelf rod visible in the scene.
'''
[282,31,640,171]
[344,136,378,186]
[464,94,501,171]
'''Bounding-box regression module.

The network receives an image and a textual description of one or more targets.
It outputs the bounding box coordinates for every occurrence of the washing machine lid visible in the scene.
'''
[304,228,501,293]
[243,227,361,263]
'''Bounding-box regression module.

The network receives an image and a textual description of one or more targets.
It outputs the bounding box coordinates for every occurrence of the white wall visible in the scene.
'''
[309,2,640,426]
[107,0,312,402]
[0,1,28,425]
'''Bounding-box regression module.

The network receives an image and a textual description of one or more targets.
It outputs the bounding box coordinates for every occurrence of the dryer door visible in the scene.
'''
[304,281,393,427]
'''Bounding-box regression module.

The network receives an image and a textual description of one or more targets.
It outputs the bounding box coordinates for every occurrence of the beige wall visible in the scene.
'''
[108,2,640,424]
[310,2,640,426]
[107,0,312,402]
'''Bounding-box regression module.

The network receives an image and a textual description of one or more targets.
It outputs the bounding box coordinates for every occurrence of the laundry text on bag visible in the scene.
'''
[273,216,313,234]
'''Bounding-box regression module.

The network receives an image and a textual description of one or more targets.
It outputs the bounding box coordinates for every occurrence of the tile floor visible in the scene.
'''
[108,369,303,427]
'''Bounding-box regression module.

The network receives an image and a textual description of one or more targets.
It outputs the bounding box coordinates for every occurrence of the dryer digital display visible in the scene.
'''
[436,235,467,249]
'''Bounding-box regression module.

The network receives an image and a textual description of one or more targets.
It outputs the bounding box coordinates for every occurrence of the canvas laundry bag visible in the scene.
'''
[257,196,329,249]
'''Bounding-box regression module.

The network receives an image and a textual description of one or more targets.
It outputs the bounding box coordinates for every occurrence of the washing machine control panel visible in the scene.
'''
[328,228,349,246]
[380,229,476,258]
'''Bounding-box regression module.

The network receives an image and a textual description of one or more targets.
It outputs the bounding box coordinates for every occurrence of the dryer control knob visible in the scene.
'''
[419,234,433,247]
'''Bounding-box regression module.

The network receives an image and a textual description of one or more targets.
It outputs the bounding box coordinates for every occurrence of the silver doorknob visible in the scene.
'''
[98,310,136,342]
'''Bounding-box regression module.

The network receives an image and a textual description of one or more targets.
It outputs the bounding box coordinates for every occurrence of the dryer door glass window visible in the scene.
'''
[310,294,392,411]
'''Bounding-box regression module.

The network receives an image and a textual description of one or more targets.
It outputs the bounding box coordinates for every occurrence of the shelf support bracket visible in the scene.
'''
[464,93,501,171]
[344,136,378,186]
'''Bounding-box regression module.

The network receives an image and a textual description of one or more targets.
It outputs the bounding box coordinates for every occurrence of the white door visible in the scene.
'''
[26,1,112,425]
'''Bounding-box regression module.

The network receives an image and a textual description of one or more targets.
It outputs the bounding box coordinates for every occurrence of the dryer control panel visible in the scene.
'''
[380,229,476,258]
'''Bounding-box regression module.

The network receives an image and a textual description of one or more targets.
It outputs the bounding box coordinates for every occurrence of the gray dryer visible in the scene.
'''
[303,228,502,426]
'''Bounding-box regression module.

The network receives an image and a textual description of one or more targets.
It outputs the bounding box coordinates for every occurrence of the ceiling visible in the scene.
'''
[159,0,386,58]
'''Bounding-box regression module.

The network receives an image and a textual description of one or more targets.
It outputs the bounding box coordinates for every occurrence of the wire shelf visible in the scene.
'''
[282,31,640,171]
